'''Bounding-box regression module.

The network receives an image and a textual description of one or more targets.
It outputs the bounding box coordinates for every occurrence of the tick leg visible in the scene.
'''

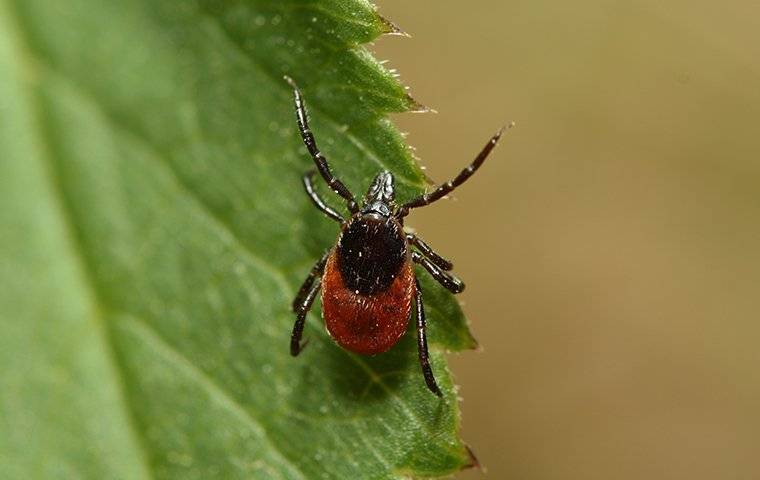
[291,277,322,356]
[285,76,359,213]
[412,251,465,294]
[415,277,442,397]
[397,125,510,218]
[292,250,329,312]
[303,170,343,223]
[407,233,453,271]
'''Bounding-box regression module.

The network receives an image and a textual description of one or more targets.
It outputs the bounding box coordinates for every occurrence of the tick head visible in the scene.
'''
[361,171,396,216]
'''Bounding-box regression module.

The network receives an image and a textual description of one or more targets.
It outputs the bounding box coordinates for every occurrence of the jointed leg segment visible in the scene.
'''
[407,233,453,271]
[397,126,509,217]
[412,251,465,294]
[291,277,322,356]
[303,170,343,223]
[291,252,328,356]
[292,250,329,312]
[415,278,442,396]
[286,76,358,213]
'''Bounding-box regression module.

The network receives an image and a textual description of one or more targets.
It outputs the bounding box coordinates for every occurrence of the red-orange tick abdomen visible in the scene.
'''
[322,247,415,355]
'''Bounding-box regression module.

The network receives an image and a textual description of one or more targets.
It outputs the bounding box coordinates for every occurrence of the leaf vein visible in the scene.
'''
[118,313,307,480]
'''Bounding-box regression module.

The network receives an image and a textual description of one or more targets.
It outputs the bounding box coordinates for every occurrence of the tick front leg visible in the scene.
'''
[397,125,510,218]
[285,76,358,213]
[292,251,329,312]
[412,251,465,294]
[407,233,453,270]
[415,278,442,397]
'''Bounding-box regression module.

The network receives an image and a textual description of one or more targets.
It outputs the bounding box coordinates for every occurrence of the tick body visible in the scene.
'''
[324,210,414,355]
[286,76,506,396]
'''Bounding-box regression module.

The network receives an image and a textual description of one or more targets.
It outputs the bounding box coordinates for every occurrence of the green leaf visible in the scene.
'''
[0,0,476,478]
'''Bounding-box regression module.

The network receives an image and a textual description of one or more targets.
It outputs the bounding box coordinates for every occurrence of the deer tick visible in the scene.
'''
[286,77,506,396]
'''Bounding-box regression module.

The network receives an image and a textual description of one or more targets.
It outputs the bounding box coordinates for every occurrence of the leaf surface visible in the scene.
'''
[0,1,476,478]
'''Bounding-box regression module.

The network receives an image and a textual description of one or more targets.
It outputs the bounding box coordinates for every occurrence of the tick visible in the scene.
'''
[286,77,506,396]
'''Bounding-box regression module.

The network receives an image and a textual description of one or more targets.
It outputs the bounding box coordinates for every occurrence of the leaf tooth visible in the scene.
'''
[376,15,411,37]
[464,445,482,470]
[405,93,437,114]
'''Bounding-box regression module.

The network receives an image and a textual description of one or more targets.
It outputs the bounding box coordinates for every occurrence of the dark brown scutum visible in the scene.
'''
[336,214,407,296]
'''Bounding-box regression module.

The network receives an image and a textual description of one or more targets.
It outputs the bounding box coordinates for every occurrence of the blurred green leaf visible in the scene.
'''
[0,0,476,478]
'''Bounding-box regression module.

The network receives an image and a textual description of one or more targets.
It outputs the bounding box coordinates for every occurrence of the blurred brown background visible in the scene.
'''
[373,1,760,478]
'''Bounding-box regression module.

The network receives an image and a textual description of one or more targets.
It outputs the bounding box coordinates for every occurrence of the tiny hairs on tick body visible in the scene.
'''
[285,76,508,397]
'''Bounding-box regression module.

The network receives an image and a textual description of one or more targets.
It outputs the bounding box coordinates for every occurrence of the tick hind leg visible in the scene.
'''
[291,253,328,356]
[291,278,321,356]
[292,250,329,312]
[412,251,465,294]
[415,278,442,397]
